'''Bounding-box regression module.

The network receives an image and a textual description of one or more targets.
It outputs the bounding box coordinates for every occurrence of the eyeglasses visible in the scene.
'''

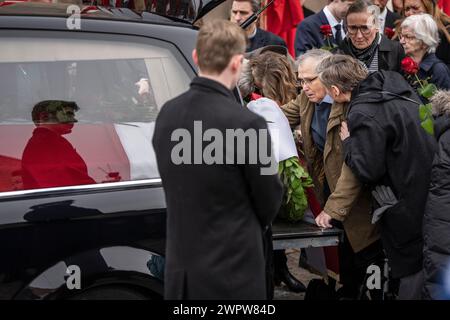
[298,76,318,86]
[346,24,373,36]
[399,33,417,42]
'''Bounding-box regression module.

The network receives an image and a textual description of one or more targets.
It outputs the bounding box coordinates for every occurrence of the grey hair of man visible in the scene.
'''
[238,58,255,98]
[317,54,369,93]
[401,14,440,54]
[430,90,450,116]
[346,0,381,30]
[297,49,333,73]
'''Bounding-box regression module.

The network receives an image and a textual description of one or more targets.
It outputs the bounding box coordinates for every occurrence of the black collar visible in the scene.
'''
[378,34,394,52]
[190,77,235,100]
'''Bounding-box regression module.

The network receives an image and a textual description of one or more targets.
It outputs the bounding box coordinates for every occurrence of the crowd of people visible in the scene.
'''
[152,0,450,300]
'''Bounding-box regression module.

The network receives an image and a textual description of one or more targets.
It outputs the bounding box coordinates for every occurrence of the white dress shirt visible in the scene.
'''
[323,5,346,40]
[379,7,388,31]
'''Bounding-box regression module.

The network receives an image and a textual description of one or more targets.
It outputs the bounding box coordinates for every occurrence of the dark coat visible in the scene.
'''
[247,28,287,52]
[152,77,283,299]
[384,9,401,30]
[418,53,450,91]
[22,127,95,189]
[338,34,405,72]
[343,71,436,279]
[294,9,341,57]
[423,92,450,300]
[436,28,450,68]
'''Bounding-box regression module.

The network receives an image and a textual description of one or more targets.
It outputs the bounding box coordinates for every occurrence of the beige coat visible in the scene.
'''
[281,92,379,253]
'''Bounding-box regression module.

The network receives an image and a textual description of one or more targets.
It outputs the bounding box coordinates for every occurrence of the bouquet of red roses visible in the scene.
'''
[401,56,437,134]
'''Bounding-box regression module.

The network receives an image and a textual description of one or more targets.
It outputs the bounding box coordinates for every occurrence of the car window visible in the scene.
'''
[0,35,192,192]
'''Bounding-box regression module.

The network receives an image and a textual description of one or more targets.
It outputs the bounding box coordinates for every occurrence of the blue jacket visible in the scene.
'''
[294,9,339,57]
[418,53,450,91]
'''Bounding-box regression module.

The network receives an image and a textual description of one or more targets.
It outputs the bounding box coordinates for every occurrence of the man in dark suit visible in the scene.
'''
[152,20,283,300]
[374,0,401,31]
[295,0,355,57]
[230,0,286,52]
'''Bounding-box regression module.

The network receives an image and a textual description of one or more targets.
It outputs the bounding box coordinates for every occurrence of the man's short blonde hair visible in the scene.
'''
[196,20,247,74]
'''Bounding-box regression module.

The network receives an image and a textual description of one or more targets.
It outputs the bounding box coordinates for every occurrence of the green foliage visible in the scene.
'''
[418,83,437,99]
[414,75,437,136]
[278,157,313,223]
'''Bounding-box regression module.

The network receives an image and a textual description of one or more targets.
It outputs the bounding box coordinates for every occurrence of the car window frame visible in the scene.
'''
[0,28,196,199]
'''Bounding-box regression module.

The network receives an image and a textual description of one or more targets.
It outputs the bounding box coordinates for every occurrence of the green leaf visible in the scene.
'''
[418,83,437,99]
[421,118,434,135]
[419,104,430,121]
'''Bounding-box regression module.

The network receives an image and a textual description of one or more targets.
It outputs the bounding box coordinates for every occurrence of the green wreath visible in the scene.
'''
[278,156,313,223]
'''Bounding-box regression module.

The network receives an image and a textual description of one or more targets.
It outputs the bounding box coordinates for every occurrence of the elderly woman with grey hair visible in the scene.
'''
[423,90,450,300]
[400,13,450,91]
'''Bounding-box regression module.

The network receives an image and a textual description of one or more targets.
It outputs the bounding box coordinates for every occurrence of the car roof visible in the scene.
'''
[0,0,226,24]
[0,2,202,72]
[0,2,193,26]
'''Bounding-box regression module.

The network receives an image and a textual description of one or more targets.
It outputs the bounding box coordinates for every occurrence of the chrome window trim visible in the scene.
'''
[0,178,162,199]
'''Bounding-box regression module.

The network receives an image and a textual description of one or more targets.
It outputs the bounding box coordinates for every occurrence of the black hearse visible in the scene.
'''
[0,1,341,300]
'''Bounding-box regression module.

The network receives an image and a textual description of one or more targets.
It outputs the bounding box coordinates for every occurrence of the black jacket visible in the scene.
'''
[338,34,405,72]
[247,28,287,52]
[343,71,436,279]
[423,100,450,299]
[152,77,283,299]
[384,9,401,30]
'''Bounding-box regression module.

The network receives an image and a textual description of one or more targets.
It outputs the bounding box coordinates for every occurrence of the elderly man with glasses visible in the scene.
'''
[281,49,382,299]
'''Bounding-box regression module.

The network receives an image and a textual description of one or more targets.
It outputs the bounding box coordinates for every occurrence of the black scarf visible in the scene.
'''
[345,33,380,68]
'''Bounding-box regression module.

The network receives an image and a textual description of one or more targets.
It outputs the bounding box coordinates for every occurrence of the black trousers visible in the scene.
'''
[337,227,384,299]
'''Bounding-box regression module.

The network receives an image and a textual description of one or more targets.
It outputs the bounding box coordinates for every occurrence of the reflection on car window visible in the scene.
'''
[0,37,191,192]
[22,100,99,190]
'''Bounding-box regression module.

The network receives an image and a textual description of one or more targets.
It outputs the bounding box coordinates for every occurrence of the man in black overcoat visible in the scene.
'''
[152,20,283,300]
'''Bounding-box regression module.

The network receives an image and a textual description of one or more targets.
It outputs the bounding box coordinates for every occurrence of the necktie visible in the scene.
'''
[334,24,342,45]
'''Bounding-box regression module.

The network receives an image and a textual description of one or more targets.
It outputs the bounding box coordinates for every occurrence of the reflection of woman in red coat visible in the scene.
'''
[22,100,96,190]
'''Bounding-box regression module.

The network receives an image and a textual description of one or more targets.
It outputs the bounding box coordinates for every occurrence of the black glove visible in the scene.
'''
[371,185,398,224]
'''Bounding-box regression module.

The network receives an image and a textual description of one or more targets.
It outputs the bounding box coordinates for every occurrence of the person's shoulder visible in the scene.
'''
[387,9,401,21]
[298,10,324,28]
[256,28,286,46]
[234,102,268,129]
[158,90,189,113]
[380,34,402,50]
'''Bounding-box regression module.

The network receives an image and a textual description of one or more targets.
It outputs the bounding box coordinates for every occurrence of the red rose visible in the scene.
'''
[320,24,333,37]
[401,57,419,75]
[384,27,395,39]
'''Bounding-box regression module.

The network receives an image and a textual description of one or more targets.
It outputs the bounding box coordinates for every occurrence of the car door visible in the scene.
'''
[0,23,195,299]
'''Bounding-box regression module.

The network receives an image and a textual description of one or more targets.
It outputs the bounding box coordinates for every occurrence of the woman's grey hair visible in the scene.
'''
[346,0,381,30]
[297,49,333,70]
[317,54,369,92]
[238,58,255,98]
[401,14,440,53]
[430,90,450,116]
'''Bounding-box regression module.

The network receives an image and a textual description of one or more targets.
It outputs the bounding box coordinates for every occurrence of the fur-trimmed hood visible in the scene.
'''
[431,90,450,139]
[431,90,450,116]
